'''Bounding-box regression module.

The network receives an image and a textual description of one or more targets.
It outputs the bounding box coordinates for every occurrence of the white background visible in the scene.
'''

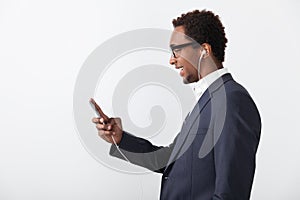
[1,0,300,199]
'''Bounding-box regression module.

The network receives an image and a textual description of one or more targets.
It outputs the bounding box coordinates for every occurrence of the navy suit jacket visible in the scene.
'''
[110,74,261,200]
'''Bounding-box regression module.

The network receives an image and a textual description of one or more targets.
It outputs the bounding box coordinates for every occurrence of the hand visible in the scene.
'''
[92,117,123,144]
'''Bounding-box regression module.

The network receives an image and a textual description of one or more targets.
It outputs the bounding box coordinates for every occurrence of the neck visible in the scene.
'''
[199,57,223,79]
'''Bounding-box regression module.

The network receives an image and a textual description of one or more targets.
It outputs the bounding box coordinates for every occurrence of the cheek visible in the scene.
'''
[181,56,198,69]
[181,58,198,72]
[177,57,186,66]
[189,54,200,66]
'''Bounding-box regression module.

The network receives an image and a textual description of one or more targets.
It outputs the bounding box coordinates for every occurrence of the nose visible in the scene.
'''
[169,56,176,65]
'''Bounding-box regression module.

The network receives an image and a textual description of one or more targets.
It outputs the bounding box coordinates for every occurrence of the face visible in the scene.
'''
[169,26,200,84]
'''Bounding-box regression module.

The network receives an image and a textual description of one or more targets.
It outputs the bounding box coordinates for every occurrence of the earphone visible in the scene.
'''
[201,49,207,57]
[197,49,207,79]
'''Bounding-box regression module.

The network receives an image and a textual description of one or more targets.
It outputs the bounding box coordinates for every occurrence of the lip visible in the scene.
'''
[175,65,184,76]
[179,68,184,76]
[175,65,183,69]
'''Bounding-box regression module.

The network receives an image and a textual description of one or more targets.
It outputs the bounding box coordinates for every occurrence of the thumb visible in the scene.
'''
[113,117,122,129]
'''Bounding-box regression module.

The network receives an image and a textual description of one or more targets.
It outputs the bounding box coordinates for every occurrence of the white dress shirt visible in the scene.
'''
[188,68,229,115]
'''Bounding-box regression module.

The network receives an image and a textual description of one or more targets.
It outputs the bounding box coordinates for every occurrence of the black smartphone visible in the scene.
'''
[89,98,109,123]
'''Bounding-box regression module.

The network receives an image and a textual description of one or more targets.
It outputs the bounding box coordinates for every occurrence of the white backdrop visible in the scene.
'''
[1,0,300,199]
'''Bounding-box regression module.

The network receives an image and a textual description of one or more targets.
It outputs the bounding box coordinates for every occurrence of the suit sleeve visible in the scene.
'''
[109,131,177,173]
[213,91,261,200]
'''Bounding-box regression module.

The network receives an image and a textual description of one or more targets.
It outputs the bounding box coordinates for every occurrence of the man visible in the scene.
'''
[92,10,261,200]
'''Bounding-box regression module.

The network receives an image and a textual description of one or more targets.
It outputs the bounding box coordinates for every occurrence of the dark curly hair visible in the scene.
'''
[172,10,228,63]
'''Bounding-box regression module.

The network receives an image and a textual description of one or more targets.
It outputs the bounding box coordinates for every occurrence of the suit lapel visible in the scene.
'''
[164,73,233,172]
[165,90,212,168]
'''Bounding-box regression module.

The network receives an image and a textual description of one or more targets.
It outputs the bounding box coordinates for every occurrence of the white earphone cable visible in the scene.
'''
[111,134,144,200]
[197,50,206,80]
[111,135,131,163]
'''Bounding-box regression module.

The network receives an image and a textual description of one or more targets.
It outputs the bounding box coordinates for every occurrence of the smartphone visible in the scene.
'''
[89,98,121,147]
[89,98,109,123]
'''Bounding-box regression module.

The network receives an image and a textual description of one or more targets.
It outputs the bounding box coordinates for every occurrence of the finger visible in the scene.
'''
[98,130,105,136]
[92,117,100,123]
[101,117,116,125]
[108,118,117,125]
[98,130,112,137]
[100,117,112,125]
[96,124,104,130]
[103,130,113,135]
[112,117,122,129]
[104,120,116,130]
[98,132,111,142]
[107,124,112,130]
[99,117,106,124]
[99,130,114,137]
[96,123,112,131]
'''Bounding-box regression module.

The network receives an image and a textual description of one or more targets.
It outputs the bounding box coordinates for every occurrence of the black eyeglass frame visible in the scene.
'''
[170,41,200,58]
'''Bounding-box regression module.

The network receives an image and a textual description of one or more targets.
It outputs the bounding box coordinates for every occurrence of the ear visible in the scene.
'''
[200,43,212,58]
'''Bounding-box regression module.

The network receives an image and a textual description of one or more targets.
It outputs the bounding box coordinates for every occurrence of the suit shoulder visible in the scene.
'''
[225,79,250,96]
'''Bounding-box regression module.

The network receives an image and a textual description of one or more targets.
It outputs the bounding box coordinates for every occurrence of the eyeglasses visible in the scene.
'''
[170,41,199,58]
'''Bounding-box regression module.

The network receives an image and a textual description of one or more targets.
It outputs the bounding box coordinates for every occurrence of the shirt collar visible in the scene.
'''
[192,68,229,99]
